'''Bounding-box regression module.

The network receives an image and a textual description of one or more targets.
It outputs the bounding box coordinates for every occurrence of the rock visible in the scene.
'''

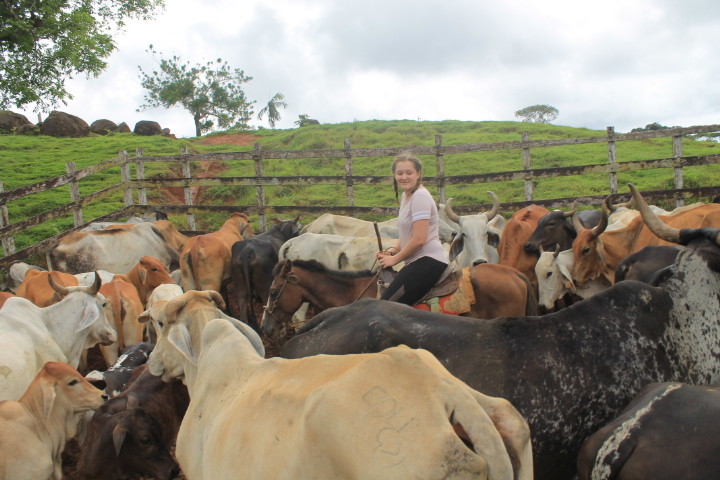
[90,119,118,135]
[39,111,90,138]
[161,128,176,139]
[134,120,162,136]
[0,111,36,134]
[117,122,131,133]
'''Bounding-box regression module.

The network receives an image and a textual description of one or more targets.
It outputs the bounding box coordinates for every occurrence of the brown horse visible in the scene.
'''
[261,259,537,343]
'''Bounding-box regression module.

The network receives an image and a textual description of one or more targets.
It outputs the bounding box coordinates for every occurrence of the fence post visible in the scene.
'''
[607,127,618,194]
[180,146,196,230]
[344,139,355,207]
[521,132,533,201]
[673,135,684,208]
[0,182,16,256]
[135,148,147,206]
[253,143,267,232]
[66,161,83,227]
[435,135,446,203]
[120,150,134,209]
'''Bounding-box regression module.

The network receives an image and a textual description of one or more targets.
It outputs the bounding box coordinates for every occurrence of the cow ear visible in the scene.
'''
[558,264,576,292]
[139,267,147,284]
[168,324,196,366]
[41,380,56,421]
[449,234,464,263]
[75,302,100,332]
[112,423,128,457]
[138,308,152,323]
[207,290,226,311]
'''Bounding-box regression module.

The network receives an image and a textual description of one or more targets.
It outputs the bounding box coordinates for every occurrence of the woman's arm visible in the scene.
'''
[378,219,429,268]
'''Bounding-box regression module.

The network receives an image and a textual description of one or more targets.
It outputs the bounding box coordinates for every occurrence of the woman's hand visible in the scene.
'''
[377,251,400,268]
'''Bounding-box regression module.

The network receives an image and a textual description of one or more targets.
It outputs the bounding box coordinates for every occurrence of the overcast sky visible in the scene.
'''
[19,0,720,138]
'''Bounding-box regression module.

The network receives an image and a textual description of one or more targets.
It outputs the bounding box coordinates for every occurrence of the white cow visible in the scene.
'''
[47,222,179,274]
[535,248,609,311]
[279,232,398,272]
[147,291,532,480]
[0,361,104,480]
[0,274,117,401]
[303,213,457,243]
[444,193,506,267]
[139,282,185,343]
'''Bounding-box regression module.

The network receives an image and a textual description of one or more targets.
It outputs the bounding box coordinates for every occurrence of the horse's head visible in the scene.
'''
[261,260,304,342]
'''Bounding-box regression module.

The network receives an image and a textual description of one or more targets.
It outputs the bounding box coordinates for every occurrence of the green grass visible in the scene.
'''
[0,120,718,255]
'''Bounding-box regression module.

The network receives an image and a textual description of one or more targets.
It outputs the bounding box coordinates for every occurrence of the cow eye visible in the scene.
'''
[68,379,79,386]
[158,321,164,329]
[582,247,590,255]
[140,437,152,445]
[546,272,552,279]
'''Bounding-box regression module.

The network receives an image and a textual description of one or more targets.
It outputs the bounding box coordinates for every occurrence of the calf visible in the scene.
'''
[16,269,79,307]
[117,255,175,306]
[614,245,683,284]
[0,362,104,480]
[98,277,145,366]
[78,363,188,480]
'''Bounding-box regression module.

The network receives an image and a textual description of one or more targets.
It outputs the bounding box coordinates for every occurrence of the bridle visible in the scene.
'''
[263,270,298,322]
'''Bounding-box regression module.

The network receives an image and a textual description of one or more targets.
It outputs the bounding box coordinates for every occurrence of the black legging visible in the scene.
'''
[381,256,448,306]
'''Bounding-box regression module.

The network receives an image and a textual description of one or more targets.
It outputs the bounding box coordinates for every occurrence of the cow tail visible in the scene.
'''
[113,293,125,349]
[517,271,539,316]
[182,250,196,290]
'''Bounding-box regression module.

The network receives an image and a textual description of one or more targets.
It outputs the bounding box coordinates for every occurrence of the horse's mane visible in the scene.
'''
[274,258,374,278]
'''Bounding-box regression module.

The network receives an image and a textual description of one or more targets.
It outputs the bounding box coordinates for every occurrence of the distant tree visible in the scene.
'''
[257,92,287,128]
[294,114,319,127]
[138,47,254,137]
[630,122,670,133]
[0,0,164,111]
[514,104,559,124]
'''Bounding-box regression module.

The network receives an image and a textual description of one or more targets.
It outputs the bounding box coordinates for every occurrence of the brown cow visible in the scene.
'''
[180,212,254,293]
[499,204,550,294]
[16,269,79,307]
[78,363,188,480]
[116,255,175,306]
[153,219,191,252]
[0,291,16,308]
[0,362,104,479]
[98,277,145,367]
[571,186,720,286]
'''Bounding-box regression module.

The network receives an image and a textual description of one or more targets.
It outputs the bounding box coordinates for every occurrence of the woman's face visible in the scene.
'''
[394,160,421,193]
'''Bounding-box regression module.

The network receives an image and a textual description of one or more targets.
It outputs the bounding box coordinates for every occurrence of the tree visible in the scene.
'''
[514,104,559,124]
[257,92,287,129]
[0,0,164,110]
[631,122,670,133]
[294,114,319,127]
[138,47,254,137]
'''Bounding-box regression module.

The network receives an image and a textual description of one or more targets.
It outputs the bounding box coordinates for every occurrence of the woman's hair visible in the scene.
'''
[391,152,423,201]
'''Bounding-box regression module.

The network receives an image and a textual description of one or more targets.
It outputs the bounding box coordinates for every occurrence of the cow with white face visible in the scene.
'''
[0,273,117,401]
[445,193,505,267]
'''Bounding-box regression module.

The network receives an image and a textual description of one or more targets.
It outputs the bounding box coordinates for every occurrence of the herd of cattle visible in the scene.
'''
[0,184,719,479]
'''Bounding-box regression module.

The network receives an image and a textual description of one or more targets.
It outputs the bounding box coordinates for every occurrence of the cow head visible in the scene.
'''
[23,362,104,422]
[570,201,610,287]
[446,193,503,267]
[535,245,576,311]
[524,208,577,254]
[110,395,180,480]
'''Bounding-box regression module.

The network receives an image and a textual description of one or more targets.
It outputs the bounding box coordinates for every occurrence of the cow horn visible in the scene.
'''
[590,200,610,238]
[553,243,561,258]
[48,273,69,296]
[485,191,500,221]
[629,183,681,243]
[564,202,577,218]
[445,198,460,224]
[571,212,584,233]
[206,290,226,311]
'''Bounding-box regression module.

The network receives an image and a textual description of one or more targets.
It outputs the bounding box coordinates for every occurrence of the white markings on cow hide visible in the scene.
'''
[661,248,720,383]
[0,365,11,378]
[590,383,681,480]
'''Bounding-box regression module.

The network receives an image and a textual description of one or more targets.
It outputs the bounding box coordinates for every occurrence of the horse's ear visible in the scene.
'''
[281,259,293,275]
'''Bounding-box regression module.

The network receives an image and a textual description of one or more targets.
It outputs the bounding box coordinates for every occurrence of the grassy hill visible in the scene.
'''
[0,119,718,254]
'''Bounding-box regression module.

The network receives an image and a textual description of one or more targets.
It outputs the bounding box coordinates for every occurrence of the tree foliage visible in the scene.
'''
[630,122,670,133]
[514,104,559,124]
[257,92,287,129]
[138,47,254,137]
[0,0,164,110]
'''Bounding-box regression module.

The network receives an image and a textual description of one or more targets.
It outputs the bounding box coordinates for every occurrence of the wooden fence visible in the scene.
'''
[1,124,719,270]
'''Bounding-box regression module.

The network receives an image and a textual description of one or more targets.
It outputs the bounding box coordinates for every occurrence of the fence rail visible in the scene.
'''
[1,124,719,270]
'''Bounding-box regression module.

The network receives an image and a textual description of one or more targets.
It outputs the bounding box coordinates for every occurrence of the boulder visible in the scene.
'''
[39,111,90,137]
[90,119,118,135]
[0,111,35,134]
[134,120,162,136]
[117,122,131,133]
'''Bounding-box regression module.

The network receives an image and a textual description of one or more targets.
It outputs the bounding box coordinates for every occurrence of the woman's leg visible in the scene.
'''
[381,257,447,305]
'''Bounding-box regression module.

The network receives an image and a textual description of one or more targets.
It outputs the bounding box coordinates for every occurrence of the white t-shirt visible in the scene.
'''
[398,186,448,265]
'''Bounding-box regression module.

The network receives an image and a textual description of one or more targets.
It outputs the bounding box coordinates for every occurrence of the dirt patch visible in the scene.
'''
[196,133,259,146]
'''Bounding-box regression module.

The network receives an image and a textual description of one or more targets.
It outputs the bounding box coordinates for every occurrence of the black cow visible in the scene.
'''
[280,219,720,480]
[78,364,189,479]
[578,382,720,480]
[230,217,301,329]
[614,245,683,284]
[85,342,154,397]
[524,207,601,254]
